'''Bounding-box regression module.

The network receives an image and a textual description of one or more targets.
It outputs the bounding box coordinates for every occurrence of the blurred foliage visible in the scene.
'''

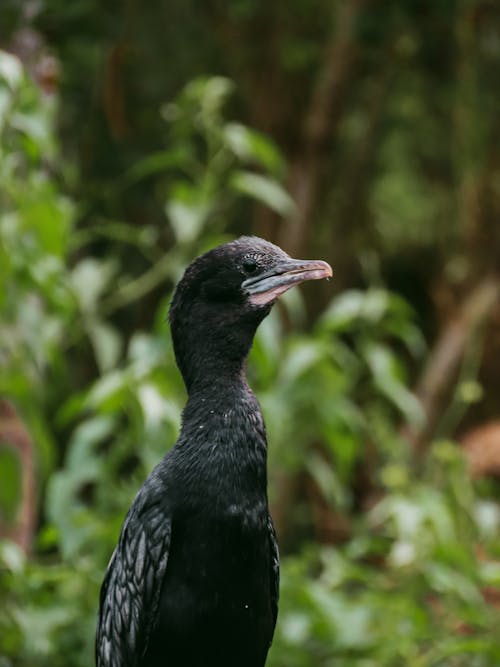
[1,0,500,662]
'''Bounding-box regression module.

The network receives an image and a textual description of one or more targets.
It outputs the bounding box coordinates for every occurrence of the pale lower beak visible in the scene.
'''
[242,258,332,306]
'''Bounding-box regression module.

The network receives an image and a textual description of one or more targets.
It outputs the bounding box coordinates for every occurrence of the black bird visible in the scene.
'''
[95,236,332,667]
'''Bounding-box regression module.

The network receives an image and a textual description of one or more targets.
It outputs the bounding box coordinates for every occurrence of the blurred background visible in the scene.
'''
[1,1,500,665]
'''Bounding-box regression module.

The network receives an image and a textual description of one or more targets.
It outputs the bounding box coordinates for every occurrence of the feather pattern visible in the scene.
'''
[96,487,171,667]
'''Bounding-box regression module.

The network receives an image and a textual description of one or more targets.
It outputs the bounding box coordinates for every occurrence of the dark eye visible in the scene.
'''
[242,258,258,275]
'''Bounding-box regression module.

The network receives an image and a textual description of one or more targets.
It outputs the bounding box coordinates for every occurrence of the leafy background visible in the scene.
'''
[1,1,500,665]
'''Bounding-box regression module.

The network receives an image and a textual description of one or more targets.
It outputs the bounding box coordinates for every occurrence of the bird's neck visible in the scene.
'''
[179,370,268,498]
[185,365,253,410]
[185,361,247,394]
[176,334,255,393]
[171,307,266,393]
[181,370,265,449]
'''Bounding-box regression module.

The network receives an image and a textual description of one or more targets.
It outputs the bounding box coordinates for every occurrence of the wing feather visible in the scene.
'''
[268,515,280,637]
[96,498,171,667]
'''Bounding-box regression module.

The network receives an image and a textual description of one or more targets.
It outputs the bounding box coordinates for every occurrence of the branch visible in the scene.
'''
[0,400,36,555]
[279,0,368,256]
[404,277,500,455]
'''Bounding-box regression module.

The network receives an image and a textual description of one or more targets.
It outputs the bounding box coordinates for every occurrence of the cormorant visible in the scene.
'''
[95,236,332,667]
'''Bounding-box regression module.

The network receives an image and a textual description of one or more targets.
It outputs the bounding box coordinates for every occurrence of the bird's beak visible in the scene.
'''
[242,257,333,306]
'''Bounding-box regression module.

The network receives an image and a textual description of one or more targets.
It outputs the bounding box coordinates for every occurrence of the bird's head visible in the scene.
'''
[169,236,332,389]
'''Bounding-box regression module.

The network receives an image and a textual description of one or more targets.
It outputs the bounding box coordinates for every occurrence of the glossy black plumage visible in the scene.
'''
[95,237,331,667]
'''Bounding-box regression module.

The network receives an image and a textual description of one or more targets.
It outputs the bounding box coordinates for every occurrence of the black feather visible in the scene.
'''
[95,237,331,667]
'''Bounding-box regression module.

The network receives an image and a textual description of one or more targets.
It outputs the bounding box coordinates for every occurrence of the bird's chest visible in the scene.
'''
[172,491,270,590]
[174,434,269,582]
[149,401,274,661]
[152,498,273,662]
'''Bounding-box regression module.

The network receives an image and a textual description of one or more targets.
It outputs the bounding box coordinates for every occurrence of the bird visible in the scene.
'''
[95,236,332,667]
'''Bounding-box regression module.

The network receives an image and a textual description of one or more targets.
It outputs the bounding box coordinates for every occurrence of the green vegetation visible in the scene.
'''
[1,1,500,664]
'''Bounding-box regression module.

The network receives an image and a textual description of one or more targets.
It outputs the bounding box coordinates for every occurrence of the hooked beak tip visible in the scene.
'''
[313,260,333,280]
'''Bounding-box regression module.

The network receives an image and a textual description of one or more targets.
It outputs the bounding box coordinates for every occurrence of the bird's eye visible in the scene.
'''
[242,258,258,275]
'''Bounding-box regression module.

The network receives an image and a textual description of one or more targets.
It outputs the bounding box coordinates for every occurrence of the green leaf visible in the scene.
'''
[71,259,117,313]
[21,194,73,257]
[223,123,285,176]
[166,183,211,243]
[166,76,234,127]
[363,343,424,425]
[370,495,425,541]
[86,370,128,411]
[425,562,483,604]
[0,50,23,89]
[319,290,365,331]
[279,611,311,645]
[137,383,181,430]
[0,539,25,572]
[280,339,326,384]
[305,451,347,509]
[230,171,295,217]
[123,147,192,184]
[66,416,115,469]
[0,444,22,522]
[195,76,234,118]
[87,319,122,373]
[11,112,50,150]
